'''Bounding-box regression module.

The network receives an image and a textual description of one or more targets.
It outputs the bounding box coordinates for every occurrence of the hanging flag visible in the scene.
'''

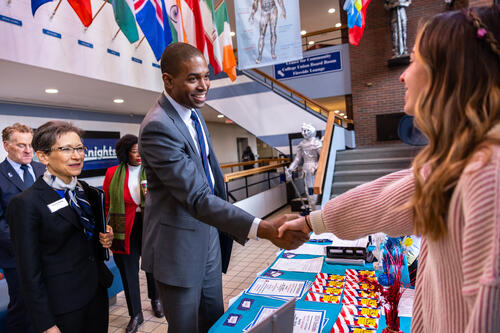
[164,0,184,43]
[214,0,236,80]
[343,0,371,46]
[343,0,363,28]
[178,0,205,52]
[134,0,173,60]
[31,0,53,16]
[68,0,93,27]
[199,0,222,75]
[111,0,139,43]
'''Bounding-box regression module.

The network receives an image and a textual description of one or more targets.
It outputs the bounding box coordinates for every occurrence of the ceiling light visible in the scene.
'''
[328,8,336,14]
[308,41,315,45]
[334,110,340,114]
[335,23,342,28]
[230,31,235,37]
[344,115,348,119]
[45,88,58,94]
[217,114,224,118]
[113,98,124,104]
[301,30,306,35]
[340,113,345,116]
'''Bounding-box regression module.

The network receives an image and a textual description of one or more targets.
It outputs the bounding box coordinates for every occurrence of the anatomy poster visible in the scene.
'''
[235,0,303,69]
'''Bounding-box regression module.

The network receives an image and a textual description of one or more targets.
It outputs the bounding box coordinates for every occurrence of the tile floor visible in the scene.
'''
[108,206,290,332]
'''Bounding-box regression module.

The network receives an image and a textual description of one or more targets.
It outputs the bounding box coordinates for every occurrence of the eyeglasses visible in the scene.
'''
[50,146,88,155]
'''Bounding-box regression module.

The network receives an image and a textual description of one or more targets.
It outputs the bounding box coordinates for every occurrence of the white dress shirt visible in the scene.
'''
[164,92,261,239]
[127,164,142,211]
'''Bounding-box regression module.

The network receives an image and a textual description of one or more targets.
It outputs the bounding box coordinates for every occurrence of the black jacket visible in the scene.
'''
[7,177,112,332]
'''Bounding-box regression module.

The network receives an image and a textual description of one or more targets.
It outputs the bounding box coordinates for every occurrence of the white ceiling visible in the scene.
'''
[0,0,341,122]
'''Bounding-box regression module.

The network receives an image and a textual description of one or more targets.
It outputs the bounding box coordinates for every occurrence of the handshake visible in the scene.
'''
[256,214,313,250]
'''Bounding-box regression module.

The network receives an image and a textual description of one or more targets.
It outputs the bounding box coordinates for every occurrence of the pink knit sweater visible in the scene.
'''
[309,146,500,332]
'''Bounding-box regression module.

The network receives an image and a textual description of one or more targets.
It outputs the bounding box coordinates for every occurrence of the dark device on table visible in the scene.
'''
[247,298,295,333]
[325,246,367,265]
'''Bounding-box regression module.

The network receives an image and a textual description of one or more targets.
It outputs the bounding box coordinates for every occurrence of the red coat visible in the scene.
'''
[102,165,140,255]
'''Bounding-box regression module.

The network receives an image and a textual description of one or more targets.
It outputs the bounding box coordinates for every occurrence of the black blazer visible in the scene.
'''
[6,177,112,333]
[0,159,45,268]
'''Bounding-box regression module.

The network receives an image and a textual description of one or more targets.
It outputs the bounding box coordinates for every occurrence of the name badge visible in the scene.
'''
[47,198,68,213]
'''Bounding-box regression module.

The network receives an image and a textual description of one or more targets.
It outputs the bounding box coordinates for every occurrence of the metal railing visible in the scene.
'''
[223,161,288,203]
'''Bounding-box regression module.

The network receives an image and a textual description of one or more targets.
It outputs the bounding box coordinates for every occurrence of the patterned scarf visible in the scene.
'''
[43,170,95,239]
[108,163,146,252]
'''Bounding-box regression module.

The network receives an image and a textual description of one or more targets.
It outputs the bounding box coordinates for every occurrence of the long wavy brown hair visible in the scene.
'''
[409,5,500,240]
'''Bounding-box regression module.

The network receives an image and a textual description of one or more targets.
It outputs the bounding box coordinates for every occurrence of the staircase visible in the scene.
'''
[331,144,422,196]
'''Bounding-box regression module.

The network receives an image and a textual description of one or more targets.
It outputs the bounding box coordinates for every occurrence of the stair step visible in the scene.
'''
[335,157,413,172]
[333,169,401,183]
[337,145,421,161]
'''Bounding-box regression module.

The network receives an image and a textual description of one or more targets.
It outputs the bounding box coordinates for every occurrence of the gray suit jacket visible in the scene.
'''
[139,94,254,288]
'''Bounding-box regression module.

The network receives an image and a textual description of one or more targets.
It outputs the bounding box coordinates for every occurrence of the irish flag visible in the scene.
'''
[111,0,139,43]
[214,0,236,81]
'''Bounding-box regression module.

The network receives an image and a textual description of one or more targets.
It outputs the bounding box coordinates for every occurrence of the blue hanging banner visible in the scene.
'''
[78,40,93,48]
[107,49,120,57]
[42,29,61,39]
[0,15,22,26]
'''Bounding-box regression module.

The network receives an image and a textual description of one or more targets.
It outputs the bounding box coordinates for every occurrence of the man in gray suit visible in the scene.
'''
[139,42,308,333]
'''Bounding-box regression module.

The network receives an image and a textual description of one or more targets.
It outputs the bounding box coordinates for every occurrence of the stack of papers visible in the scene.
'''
[271,257,324,273]
[283,243,327,256]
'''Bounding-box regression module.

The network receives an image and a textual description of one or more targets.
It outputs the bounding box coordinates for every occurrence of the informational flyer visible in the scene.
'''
[284,243,327,256]
[271,257,324,273]
[246,277,308,298]
[244,306,326,333]
[234,0,303,69]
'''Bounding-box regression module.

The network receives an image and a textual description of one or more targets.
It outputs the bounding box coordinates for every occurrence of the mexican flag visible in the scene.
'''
[110,0,139,43]
[200,0,236,81]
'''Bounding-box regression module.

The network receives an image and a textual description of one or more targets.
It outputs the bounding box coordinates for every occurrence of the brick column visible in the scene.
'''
[349,0,448,146]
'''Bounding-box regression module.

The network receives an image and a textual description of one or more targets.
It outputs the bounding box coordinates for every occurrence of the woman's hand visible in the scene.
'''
[99,225,114,248]
[278,216,311,238]
[44,325,61,333]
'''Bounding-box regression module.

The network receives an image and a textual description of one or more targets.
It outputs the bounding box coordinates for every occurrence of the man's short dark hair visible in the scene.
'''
[115,134,138,164]
[160,42,204,76]
[32,121,84,152]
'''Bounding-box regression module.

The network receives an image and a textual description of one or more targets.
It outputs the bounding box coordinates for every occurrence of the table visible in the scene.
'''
[210,248,412,333]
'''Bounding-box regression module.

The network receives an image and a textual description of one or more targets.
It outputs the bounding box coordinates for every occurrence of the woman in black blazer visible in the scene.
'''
[7,121,114,333]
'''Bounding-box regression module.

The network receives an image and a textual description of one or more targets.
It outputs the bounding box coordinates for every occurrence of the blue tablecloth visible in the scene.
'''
[209,249,412,333]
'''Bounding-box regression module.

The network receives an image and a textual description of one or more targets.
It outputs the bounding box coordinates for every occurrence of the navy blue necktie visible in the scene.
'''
[190,110,214,193]
[20,164,34,187]
[65,188,95,240]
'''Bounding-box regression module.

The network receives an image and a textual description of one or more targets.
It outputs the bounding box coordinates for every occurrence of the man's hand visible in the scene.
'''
[99,225,114,249]
[277,216,311,238]
[257,214,309,250]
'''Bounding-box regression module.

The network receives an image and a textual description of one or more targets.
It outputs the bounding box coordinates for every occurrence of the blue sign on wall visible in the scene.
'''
[273,51,342,80]
[80,131,120,177]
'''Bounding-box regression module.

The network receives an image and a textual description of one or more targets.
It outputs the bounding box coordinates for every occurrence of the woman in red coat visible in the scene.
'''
[103,134,163,333]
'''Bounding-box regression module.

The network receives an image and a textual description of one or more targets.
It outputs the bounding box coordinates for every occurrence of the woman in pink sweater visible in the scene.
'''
[279,5,500,333]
